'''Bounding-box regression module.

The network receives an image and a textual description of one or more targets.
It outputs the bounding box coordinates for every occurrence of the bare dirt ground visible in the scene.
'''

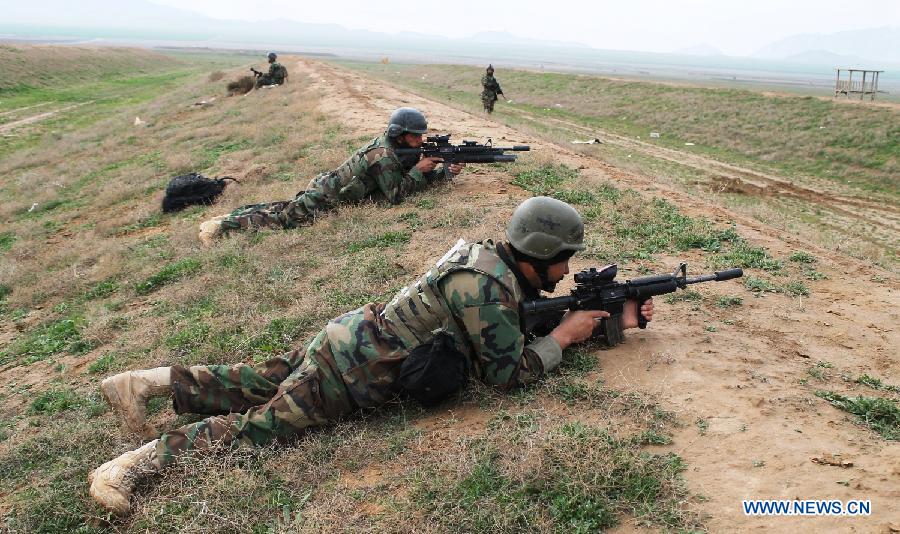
[294,58,899,532]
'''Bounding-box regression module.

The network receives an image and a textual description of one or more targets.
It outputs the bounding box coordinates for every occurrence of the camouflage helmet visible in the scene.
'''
[267,52,277,61]
[386,107,428,138]
[486,64,494,72]
[506,196,585,260]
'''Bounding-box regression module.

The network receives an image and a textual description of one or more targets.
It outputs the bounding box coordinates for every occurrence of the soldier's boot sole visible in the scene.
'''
[88,439,161,515]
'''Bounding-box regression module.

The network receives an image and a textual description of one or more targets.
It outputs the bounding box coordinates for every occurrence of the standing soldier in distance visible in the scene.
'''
[89,196,655,515]
[481,64,504,114]
[255,52,288,87]
[197,107,464,245]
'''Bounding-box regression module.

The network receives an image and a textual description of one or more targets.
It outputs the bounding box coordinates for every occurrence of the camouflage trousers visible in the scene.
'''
[220,187,331,232]
[155,329,355,467]
[154,304,409,467]
[482,92,497,113]
[255,74,275,88]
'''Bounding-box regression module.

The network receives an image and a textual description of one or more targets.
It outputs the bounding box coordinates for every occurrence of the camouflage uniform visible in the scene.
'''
[481,74,503,113]
[256,62,287,87]
[220,135,445,231]
[153,240,560,466]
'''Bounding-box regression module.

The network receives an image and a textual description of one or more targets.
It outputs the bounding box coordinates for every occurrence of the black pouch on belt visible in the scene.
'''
[397,332,470,407]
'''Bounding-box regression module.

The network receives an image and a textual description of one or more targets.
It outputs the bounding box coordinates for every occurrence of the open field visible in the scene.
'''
[341,62,900,270]
[0,49,898,532]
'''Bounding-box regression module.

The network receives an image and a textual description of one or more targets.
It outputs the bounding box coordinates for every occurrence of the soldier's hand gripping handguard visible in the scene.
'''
[523,263,743,347]
[394,134,530,179]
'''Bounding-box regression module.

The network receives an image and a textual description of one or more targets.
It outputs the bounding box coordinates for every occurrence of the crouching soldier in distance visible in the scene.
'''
[90,196,654,514]
[254,52,288,87]
[198,107,463,245]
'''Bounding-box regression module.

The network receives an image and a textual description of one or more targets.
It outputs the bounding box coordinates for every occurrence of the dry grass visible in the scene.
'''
[0,44,181,90]
[226,75,255,96]
[2,50,826,532]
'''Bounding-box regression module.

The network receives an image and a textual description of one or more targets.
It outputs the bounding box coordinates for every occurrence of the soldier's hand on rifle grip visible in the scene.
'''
[550,309,610,349]
[622,298,654,329]
[415,157,443,173]
[447,162,466,175]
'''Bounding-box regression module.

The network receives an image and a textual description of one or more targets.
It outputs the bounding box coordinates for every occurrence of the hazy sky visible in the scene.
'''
[147,0,899,56]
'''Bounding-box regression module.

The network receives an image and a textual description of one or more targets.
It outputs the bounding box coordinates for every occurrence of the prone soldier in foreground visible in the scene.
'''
[90,196,656,514]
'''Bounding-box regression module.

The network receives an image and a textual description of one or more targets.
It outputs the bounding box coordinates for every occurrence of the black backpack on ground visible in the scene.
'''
[161,173,237,213]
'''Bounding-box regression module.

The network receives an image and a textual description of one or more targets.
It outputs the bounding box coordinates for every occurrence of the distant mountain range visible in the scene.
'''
[2,0,898,68]
[753,27,900,66]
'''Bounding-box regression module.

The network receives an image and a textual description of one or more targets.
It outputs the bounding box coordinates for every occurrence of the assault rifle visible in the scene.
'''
[394,134,530,178]
[250,67,264,78]
[522,263,743,346]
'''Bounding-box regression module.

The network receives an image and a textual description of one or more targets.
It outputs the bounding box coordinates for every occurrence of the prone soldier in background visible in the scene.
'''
[90,196,655,515]
[198,107,464,245]
[252,52,288,87]
[481,64,504,114]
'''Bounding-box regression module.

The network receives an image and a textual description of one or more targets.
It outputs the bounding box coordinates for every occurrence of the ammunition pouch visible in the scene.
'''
[397,332,470,407]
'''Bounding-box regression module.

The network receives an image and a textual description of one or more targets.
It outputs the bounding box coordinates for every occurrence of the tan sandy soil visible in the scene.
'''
[293,58,899,533]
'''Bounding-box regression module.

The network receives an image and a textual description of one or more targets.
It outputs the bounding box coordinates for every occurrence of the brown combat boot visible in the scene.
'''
[100,367,171,437]
[88,439,162,515]
[198,214,229,246]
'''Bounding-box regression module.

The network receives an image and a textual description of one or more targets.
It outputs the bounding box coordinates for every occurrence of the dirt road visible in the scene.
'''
[291,58,899,533]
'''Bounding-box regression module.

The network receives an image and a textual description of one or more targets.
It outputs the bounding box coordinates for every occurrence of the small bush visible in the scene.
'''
[783,280,810,297]
[744,276,776,292]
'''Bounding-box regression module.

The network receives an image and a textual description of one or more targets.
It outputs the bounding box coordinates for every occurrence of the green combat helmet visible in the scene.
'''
[386,107,428,138]
[267,52,277,61]
[507,196,585,260]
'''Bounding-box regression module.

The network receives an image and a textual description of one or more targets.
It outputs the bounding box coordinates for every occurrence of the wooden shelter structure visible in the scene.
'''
[834,68,884,100]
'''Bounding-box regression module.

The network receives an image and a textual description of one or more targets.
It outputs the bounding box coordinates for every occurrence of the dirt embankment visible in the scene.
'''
[294,58,899,533]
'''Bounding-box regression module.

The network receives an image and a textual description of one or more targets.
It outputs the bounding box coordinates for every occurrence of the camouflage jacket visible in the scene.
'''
[481,74,503,97]
[322,240,561,408]
[305,134,444,206]
[268,62,287,83]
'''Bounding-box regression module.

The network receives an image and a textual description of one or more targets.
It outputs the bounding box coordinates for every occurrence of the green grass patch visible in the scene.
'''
[664,290,703,304]
[815,391,900,440]
[716,295,743,308]
[28,388,84,415]
[87,353,117,374]
[83,279,119,301]
[411,421,698,531]
[0,317,92,365]
[856,375,900,394]
[117,212,164,235]
[512,163,579,196]
[0,232,16,252]
[346,231,410,253]
[783,280,811,297]
[744,276,777,293]
[135,257,202,295]
[789,251,817,263]
[198,139,253,169]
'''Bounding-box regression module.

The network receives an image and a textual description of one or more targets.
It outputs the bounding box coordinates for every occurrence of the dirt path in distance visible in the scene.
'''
[293,58,898,533]
[0,102,92,135]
